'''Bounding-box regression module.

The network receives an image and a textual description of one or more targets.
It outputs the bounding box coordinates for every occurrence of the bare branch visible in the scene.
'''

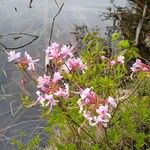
[135,1,148,45]
[48,3,64,45]
[45,3,64,74]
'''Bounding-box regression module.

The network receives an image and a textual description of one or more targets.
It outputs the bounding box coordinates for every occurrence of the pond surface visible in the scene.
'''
[0,0,126,149]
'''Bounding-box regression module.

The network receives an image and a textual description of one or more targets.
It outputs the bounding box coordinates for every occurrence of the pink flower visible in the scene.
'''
[37,74,50,90]
[95,105,111,127]
[107,96,117,108]
[45,43,60,60]
[94,115,109,127]
[36,91,57,110]
[109,60,116,66]
[80,88,91,100]
[83,111,93,122]
[64,58,86,72]
[77,88,97,113]
[80,88,97,104]
[60,45,73,58]
[24,51,39,71]
[51,42,60,49]
[54,84,69,99]
[52,72,63,83]
[101,56,107,60]
[130,59,150,78]
[96,105,111,119]
[44,94,58,110]
[36,91,46,106]
[7,51,21,62]
[117,55,124,64]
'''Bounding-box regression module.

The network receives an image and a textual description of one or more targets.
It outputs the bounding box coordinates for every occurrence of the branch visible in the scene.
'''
[135,1,148,45]
[48,3,64,45]
[29,0,33,8]
[45,3,64,74]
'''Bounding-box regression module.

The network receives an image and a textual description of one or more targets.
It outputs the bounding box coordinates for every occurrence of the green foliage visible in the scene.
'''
[11,135,40,150]
[111,33,121,41]
[57,144,76,150]
[13,32,150,149]
[107,95,150,149]
[20,94,34,108]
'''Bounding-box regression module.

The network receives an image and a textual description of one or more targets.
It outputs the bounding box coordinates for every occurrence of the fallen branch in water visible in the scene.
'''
[0,32,38,50]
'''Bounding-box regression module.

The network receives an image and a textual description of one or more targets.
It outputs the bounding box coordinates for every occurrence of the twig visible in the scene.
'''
[135,1,148,45]
[29,0,33,8]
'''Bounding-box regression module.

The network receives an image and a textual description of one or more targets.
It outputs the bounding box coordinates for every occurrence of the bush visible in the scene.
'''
[6,33,150,150]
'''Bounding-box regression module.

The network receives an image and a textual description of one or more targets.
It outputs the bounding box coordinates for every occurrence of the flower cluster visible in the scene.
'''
[46,43,73,61]
[101,55,125,66]
[77,88,117,127]
[62,58,87,73]
[36,72,69,111]
[7,51,39,71]
[130,59,150,78]
[45,43,86,73]
[33,43,86,110]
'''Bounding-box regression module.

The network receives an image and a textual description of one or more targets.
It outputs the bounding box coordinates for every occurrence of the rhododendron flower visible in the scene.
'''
[44,94,58,109]
[130,59,150,78]
[77,87,116,127]
[109,60,116,66]
[101,55,107,60]
[45,43,73,62]
[7,51,21,62]
[80,88,97,104]
[36,91,46,106]
[36,91,58,111]
[83,111,93,122]
[77,88,97,113]
[117,55,124,64]
[37,74,50,91]
[20,51,39,71]
[46,44,60,60]
[54,84,69,99]
[60,45,73,58]
[63,58,86,73]
[107,96,117,108]
[52,72,63,83]
[94,115,109,127]
[95,105,111,127]
[96,105,111,119]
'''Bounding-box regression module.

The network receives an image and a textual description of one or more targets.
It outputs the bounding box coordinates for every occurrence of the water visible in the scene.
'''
[0,0,127,149]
